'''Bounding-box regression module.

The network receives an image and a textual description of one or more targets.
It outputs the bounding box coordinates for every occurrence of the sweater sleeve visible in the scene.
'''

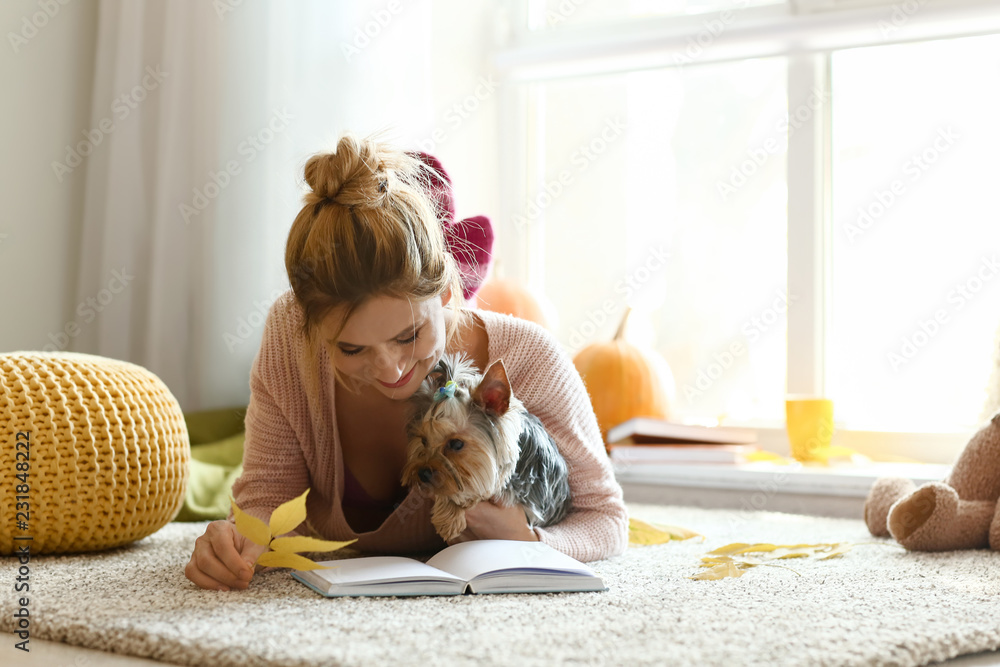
[497,316,629,562]
[228,296,312,527]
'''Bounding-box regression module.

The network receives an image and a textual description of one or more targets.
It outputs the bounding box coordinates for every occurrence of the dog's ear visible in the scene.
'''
[472,360,511,416]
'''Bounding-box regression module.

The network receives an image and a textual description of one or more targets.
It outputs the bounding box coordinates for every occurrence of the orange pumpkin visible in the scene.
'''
[572,308,674,449]
[474,278,549,328]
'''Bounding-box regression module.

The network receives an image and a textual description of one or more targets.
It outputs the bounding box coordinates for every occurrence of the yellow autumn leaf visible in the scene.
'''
[699,555,760,568]
[731,543,781,555]
[257,550,332,571]
[706,542,752,556]
[691,561,746,580]
[708,542,835,556]
[270,535,357,554]
[745,450,790,464]
[270,488,310,537]
[628,517,702,546]
[699,556,736,565]
[818,544,853,559]
[695,541,857,580]
[231,498,272,548]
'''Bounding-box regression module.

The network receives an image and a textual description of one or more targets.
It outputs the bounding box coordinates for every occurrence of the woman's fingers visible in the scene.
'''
[209,521,256,581]
[184,521,256,590]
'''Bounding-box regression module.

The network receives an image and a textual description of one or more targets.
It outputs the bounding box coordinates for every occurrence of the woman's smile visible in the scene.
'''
[377,364,417,389]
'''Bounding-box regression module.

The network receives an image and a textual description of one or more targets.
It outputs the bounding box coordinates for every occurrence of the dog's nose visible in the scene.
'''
[418,468,434,484]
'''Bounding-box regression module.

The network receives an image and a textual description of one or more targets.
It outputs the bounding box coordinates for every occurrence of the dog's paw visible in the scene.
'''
[432,501,467,542]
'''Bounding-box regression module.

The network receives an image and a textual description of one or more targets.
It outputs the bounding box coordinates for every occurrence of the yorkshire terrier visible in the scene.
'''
[401,353,572,542]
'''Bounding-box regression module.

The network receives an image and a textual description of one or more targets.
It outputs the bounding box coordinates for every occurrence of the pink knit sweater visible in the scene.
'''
[230,290,629,562]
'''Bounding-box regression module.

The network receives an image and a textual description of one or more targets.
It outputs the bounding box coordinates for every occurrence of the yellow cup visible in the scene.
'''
[785,397,834,463]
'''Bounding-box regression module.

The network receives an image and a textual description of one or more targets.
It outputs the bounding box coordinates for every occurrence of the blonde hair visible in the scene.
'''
[285,133,467,398]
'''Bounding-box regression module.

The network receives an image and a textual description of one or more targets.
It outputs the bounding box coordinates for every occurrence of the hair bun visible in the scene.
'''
[303,135,384,207]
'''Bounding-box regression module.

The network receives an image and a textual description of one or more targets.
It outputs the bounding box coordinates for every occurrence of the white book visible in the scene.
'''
[291,539,606,597]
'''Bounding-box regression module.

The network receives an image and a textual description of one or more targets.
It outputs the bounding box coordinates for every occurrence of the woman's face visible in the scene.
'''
[321,292,451,401]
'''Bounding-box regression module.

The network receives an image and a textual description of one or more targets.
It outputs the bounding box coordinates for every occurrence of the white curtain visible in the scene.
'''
[72,0,435,411]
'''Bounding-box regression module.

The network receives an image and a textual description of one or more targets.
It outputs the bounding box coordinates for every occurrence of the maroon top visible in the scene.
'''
[342,464,407,509]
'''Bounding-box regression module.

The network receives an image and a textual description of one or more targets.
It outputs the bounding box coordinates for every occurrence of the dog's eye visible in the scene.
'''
[447,438,464,452]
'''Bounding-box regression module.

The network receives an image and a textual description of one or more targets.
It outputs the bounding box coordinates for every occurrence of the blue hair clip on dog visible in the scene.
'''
[434,380,457,402]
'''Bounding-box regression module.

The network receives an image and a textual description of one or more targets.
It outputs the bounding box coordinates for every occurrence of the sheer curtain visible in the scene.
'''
[71,0,436,410]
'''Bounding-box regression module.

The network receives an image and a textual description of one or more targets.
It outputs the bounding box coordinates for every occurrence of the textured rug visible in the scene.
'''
[2,503,999,667]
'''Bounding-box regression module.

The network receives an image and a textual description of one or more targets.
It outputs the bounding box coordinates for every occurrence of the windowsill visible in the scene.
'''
[740,425,968,465]
[615,460,952,519]
[614,461,950,498]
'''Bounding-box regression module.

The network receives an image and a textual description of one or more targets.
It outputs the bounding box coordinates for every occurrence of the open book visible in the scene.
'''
[291,539,606,597]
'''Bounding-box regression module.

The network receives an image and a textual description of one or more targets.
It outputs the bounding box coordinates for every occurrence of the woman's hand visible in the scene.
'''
[184,519,269,591]
[447,500,540,545]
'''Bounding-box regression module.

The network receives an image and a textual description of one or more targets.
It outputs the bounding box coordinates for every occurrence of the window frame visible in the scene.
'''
[493,0,1000,463]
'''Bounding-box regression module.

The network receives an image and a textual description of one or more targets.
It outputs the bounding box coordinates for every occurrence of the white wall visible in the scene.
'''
[1,0,98,352]
[0,0,502,411]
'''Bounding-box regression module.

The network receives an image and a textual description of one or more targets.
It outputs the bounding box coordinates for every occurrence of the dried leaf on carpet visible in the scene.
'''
[629,517,703,546]
[691,542,857,580]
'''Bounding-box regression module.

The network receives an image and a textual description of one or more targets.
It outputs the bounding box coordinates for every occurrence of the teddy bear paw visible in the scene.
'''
[864,477,916,537]
[888,482,995,550]
[887,483,956,548]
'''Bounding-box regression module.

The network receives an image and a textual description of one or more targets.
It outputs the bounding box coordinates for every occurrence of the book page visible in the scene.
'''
[425,540,596,582]
[307,556,465,588]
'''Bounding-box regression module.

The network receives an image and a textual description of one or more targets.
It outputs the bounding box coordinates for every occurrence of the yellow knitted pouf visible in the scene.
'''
[0,352,190,554]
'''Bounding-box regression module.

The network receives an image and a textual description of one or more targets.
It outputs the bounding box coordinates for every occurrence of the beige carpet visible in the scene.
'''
[1,503,999,667]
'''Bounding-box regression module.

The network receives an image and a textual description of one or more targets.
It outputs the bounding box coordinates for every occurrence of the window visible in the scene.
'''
[829,34,1000,431]
[498,0,1000,444]
[522,59,788,426]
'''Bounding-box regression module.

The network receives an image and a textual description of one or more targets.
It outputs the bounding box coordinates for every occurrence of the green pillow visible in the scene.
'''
[173,407,248,522]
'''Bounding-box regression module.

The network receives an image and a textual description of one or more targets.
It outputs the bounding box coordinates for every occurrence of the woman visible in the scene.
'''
[184,135,628,591]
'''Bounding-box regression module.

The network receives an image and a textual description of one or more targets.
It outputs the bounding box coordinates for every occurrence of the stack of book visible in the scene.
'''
[606,417,758,465]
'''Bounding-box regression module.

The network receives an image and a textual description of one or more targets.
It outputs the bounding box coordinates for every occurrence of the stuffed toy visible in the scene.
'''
[864,410,1000,551]
[410,151,494,301]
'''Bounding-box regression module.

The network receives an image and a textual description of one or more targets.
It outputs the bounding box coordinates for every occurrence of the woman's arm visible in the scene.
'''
[486,316,630,562]
[228,297,312,528]
[188,297,312,590]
